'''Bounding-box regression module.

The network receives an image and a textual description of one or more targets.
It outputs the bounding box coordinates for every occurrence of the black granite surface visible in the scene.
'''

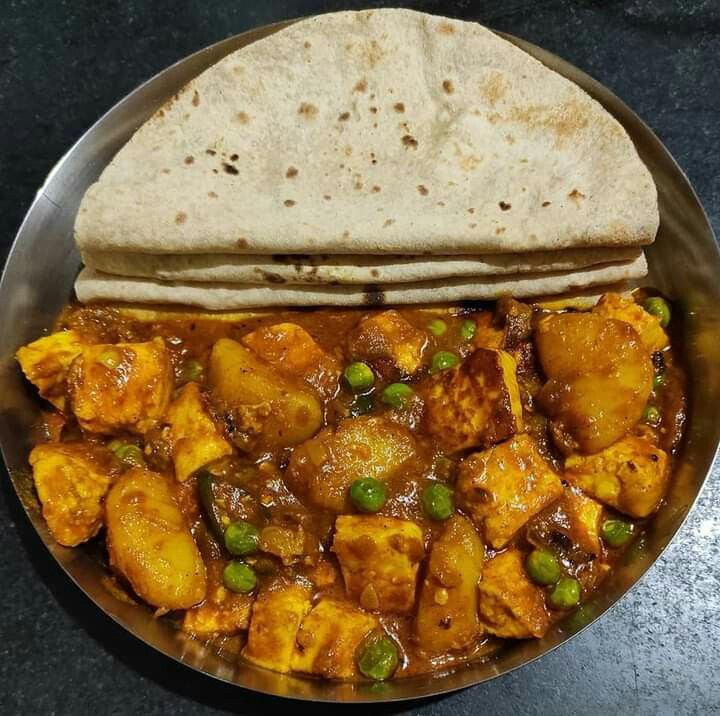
[1,1,719,714]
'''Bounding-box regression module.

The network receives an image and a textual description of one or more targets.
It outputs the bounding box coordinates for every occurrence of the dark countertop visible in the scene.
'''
[1,1,718,714]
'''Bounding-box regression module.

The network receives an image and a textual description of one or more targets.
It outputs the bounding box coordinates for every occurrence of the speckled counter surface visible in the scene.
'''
[1,1,718,714]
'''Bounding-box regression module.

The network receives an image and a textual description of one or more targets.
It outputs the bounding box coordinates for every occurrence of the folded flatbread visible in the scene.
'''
[75,255,647,309]
[82,247,642,285]
[74,9,657,258]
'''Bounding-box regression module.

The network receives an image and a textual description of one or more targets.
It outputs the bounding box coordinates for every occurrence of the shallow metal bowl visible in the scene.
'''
[1,19,718,703]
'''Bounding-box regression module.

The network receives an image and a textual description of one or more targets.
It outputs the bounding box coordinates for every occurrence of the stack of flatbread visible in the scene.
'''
[75,9,657,310]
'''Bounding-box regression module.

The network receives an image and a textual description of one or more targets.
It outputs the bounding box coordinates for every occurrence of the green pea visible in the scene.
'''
[460,319,477,341]
[653,373,665,390]
[110,442,145,468]
[643,405,661,426]
[357,632,399,681]
[643,296,671,327]
[548,577,581,610]
[350,393,374,417]
[223,560,257,594]
[427,318,447,337]
[601,519,634,548]
[180,359,203,383]
[422,483,455,521]
[350,477,387,513]
[525,549,561,585]
[381,382,415,409]
[224,520,260,556]
[344,362,375,393]
[430,351,459,374]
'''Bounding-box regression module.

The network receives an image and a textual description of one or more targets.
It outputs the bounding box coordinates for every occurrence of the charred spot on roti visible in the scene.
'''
[338,111,351,121]
[467,208,475,214]
[438,21,455,34]
[175,212,187,225]
[298,102,319,119]
[184,156,194,165]
[383,219,395,228]
[230,154,239,162]
[208,191,218,199]
[304,41,311,49]
[284,199,296,207]
[442,80,455,95]
[212,169,219,174]
[568,188,586,203]
[437,201,446,207]
[345,146,353,157]
[236,112,250,124]
[354,79,368,93]
[286,166,299,178]
[161,169,171,175]
[508,99,590,144]
[206,149,217,156]
[370,106,378,114]
[363,285,385,306]
[223,163,239,175]
[191,91,200,107]
[542,201,552,207]
[402,134,418,149]
[417,185,429,196]
[370,269,380,278]
[260,271,286,284]
[495,227,506,235]
[505,134,515,145]
[393,102,405,113]
[371,185,381,193]
[480,72,507,107]
[323,194,332,200]
[499,201,512,211]
[237,238,248,249]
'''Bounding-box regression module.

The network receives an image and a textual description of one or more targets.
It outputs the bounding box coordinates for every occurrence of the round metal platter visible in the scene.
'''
[0,18,718,703]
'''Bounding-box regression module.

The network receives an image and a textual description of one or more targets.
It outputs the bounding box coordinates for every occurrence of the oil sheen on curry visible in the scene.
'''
[16,291,685,681]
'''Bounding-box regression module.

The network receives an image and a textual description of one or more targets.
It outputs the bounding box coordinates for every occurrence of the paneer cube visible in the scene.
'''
[561,487,604,556]
[478,548,550,639]
[285,415,418,512]
[290,599,379,679]
[415,516,484,654]
[242,322,341,400]
[242,583,313,673]
[457,435,563,549]
[29,442,116,547]
[421,348,523,453]
[183,562,253,635]
[593,293,669,353]
[16,330,84,411]
[348,309,427,375]
[165,383,233,482]
[332,515,425,614]
[67,337,173,435]
[564,435,669,518]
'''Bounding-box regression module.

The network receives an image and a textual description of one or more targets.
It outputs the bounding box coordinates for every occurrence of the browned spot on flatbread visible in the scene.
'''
[436,201,445,207]
[184,156,194,165]
[342,230,350,239]
[469,223,477,229]
[304,41,311,49]
[323,194,332,200]
[495,227,506,235]
[236,112,250,124]
[298,102,318,119]
[286,166,298,178]
[371,185,381,193]
[284,199,296,207]
[499,201,512,211]
[161,169,171,175]
[568,188,586,203]
[338,111,350,121]
[155,109,165,119]
[402,135,418,150]
[509,99,590,144]
[260,271,286,284]
[363,285,385,306]
[175,212,187,225]
[208,191,218,199]
[480,72,507,107]
[438,21,455,34]
[237,238,248,249]
[542,201,552,207]
[362,40,384,69]
[370,106,378,114]
[344,145,353,157]
[206,149,217,156]
[353,175,363,190]
[192,91,200,107]
[354,79,368,93]
[467,207,475,214]
[223,163,239,175]
[417,185,429,196]
[505,134,515,145]
[442,80,455,95]
[370,269,380,278]
[383,219,395,228]
[393,102,405,113]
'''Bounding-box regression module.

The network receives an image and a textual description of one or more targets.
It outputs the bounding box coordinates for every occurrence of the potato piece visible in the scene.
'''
[348,309,427,375]
[415,516,484,654]
[536,313,653,454]
[106,468,207,609]
[285,415,418,512]
[259,525,310,566]
[290,599,379,679]
[29,442,115,547]
[565,435,669,518]
[421,348,523,453]
[67,337,173,435]
[165,383,233,482]
[208,338,322,451]
[242,322,341,400]
[332,515,424,614]
[242,583,313,673]
[593,293,669,353]
[16,330,84,411]
[561,487,604,556]
[183,562,253,635]
[472,312,504,350]
[457,435,563,549]
[478,548,550,639]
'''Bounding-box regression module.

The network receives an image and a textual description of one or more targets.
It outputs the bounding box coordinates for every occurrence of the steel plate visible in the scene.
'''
[0,18,718,703]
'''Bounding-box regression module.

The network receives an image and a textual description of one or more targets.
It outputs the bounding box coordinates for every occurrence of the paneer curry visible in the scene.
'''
[16,291,685,681]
